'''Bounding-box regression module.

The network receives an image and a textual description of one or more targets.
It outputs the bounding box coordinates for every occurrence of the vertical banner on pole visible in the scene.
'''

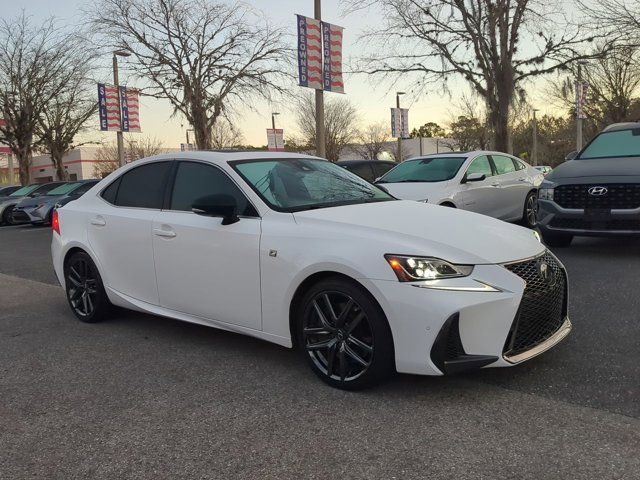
[127,89,142,132]
[296,15,323,90]
[267,129,285,152]
[98,83,122,131]
[390,108,409,138]
[119,85,130,132]
[321,22,344,93]
[576,82,589,119]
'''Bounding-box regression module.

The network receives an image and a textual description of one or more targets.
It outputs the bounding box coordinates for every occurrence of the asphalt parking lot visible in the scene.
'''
[1,224,638,479]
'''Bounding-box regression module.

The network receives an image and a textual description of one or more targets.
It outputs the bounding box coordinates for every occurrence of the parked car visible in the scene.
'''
[376,151,544,228]
[534,165,553,176]
[12,180,99,226]
[52,152,570,389]
[337,160,397,183]
[3,181,67,225]
[538,122,640,247]
[0,185,21,201]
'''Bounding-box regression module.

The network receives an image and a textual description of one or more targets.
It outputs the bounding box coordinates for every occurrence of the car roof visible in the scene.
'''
[405,150,518,160]
[145,151,325,164]
[602,122,640,132]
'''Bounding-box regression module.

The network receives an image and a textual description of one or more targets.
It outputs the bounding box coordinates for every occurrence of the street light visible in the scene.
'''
[271,112,280,130]
[532,108,539,166]
[113,50,131,167]
[396,92,405,162]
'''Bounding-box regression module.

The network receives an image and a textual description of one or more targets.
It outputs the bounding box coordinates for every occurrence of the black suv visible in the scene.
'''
[538,122,640,246]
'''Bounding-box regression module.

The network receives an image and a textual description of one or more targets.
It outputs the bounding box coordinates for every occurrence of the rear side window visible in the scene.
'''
[72,182,98,196]
[373,162,394,178]
[101,161,171,209]
[169,161,257,216]
[466,156,493,177]
[513,159,527,171]
[492,155,516,175]
[346,163,375,182]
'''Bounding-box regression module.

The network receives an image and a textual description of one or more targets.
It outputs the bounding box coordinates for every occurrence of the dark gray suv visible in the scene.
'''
[538,122,640,246]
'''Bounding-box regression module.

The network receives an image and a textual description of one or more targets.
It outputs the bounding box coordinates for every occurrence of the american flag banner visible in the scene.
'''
[576,81,589,119]
[98,83,122,131]
[321,22,344,94]
[119,86,142,133]
[296,15,323,90]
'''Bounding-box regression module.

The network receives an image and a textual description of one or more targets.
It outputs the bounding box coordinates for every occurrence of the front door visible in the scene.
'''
[460,155,499,216]
[152,161,262,330]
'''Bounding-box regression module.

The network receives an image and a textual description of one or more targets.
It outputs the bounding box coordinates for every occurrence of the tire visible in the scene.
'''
[541,231,573,247]
[521,191,538,229]
[2,206,15,226]
[64,251,112,323]
[296,277,395,390]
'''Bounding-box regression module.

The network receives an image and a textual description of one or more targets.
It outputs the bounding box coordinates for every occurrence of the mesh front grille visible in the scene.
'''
[554,184,640,209]
[503,251,567,358]
[551,217,640,231]
[11,210,30,222]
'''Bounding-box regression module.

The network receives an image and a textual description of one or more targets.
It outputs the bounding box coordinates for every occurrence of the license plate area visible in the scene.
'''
[584,208,611,220]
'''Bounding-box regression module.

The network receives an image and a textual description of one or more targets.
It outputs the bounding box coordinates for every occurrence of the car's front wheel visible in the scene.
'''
[64,251,112,323]
[1,206,14,226]
[521,191,538,229]
[296,277,395,390]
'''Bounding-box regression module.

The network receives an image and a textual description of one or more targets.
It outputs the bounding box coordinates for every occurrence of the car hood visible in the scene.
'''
[549,157,640,183]
[293,200,544,265]
[15,195,58,208]
[378,181,449,202]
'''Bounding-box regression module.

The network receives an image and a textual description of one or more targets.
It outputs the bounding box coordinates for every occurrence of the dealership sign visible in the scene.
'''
[391,108,409,138]
[98,83,142,132]
[267,128,284,151]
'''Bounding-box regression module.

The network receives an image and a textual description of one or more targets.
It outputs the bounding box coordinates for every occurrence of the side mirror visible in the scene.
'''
[463,173,486,183]
[565,151,578,161]
[192,194,239,225]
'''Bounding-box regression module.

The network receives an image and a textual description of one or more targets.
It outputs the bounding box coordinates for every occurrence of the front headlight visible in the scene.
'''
[533,230,542,242]
[539,187,554,201]
[385,254,473,282]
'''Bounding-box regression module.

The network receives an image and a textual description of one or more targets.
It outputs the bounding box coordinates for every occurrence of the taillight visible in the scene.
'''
[52,210,60,235]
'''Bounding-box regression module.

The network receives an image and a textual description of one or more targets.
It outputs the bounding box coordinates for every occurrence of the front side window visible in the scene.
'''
[492,155,516,175]
[47,183,82,196]
[373,162,395,178]
[377,157,467,183]
[466,156,493,178]
[345,163,375,182]
[102,161,172,208]
[580,128,640,159]
[170,161,256,216]
[232,158,393,212]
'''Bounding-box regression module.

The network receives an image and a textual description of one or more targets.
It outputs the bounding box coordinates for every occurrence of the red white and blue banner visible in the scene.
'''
[321,22,344,94]
[98,83,141,132]
[296,15,323,90]
[391,108,409,138]
[267,128,285,152]
[575,81,589,119]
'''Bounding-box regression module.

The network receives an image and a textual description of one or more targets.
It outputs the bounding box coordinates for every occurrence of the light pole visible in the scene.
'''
[113,50,131,167]
[271,112,280,130]
[314,0,326,159]
[396,91,405,162]
[532,108,539,166]
[576,60,588,152]
[185,129,195,149]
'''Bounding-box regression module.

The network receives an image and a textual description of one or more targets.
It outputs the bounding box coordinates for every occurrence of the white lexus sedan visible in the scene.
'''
[377,151,544,228]
[51,152,570,389]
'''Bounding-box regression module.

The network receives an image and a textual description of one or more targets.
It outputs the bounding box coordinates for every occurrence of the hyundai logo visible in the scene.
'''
[588,186,608,196]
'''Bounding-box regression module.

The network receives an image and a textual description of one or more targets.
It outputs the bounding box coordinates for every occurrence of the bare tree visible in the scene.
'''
[211,119,245,149]
[353,122,390,160]
[0,15,84,184]
[294,94,359,162]
[90,0,290,150]
[347,0,606,152]
[93,136,166,177]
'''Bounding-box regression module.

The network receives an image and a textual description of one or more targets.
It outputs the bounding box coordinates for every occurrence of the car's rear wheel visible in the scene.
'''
[297,277,394,390]
[64,251,112,323]
[541,231,573,247]
[521,191,538,229]
[2,206,14,226]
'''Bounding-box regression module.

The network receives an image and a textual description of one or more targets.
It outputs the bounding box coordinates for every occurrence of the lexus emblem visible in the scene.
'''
[537,259,556,286]
[588,186,608,196]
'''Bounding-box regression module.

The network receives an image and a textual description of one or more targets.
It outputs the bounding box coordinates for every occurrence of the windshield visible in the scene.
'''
[579,128,640,159]
[231,158,394,212]
[47,182,81,196]
[377,157,467,183]
[10,185,39,197]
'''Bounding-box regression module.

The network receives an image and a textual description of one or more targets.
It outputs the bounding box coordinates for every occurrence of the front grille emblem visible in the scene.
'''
[588,186,608,196]
[536,259,556,286]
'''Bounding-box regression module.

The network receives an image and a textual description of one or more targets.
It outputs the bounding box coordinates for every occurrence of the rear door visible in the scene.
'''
[460,155,499,216]
[490,154,526,220]
[87,161,172,305]
[151,160,262,330]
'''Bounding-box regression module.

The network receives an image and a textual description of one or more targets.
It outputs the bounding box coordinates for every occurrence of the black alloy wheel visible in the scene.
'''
[64,251,111,323]
[522,191,538,229]
[298,277,394,389]
[2,206,14,226]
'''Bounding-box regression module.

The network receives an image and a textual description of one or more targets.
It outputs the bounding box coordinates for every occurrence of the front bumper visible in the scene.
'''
[538,199,640,237]
[12,205,51,224]
[369,252,569,376]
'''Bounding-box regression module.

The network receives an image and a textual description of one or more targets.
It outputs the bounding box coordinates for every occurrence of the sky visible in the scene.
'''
[5,0,560,148]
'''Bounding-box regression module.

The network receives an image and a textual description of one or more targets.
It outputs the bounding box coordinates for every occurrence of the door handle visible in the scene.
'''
[518,178,527,182]
[90,216,106,226]
[491,182,501,187]
[153,228,176,238]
